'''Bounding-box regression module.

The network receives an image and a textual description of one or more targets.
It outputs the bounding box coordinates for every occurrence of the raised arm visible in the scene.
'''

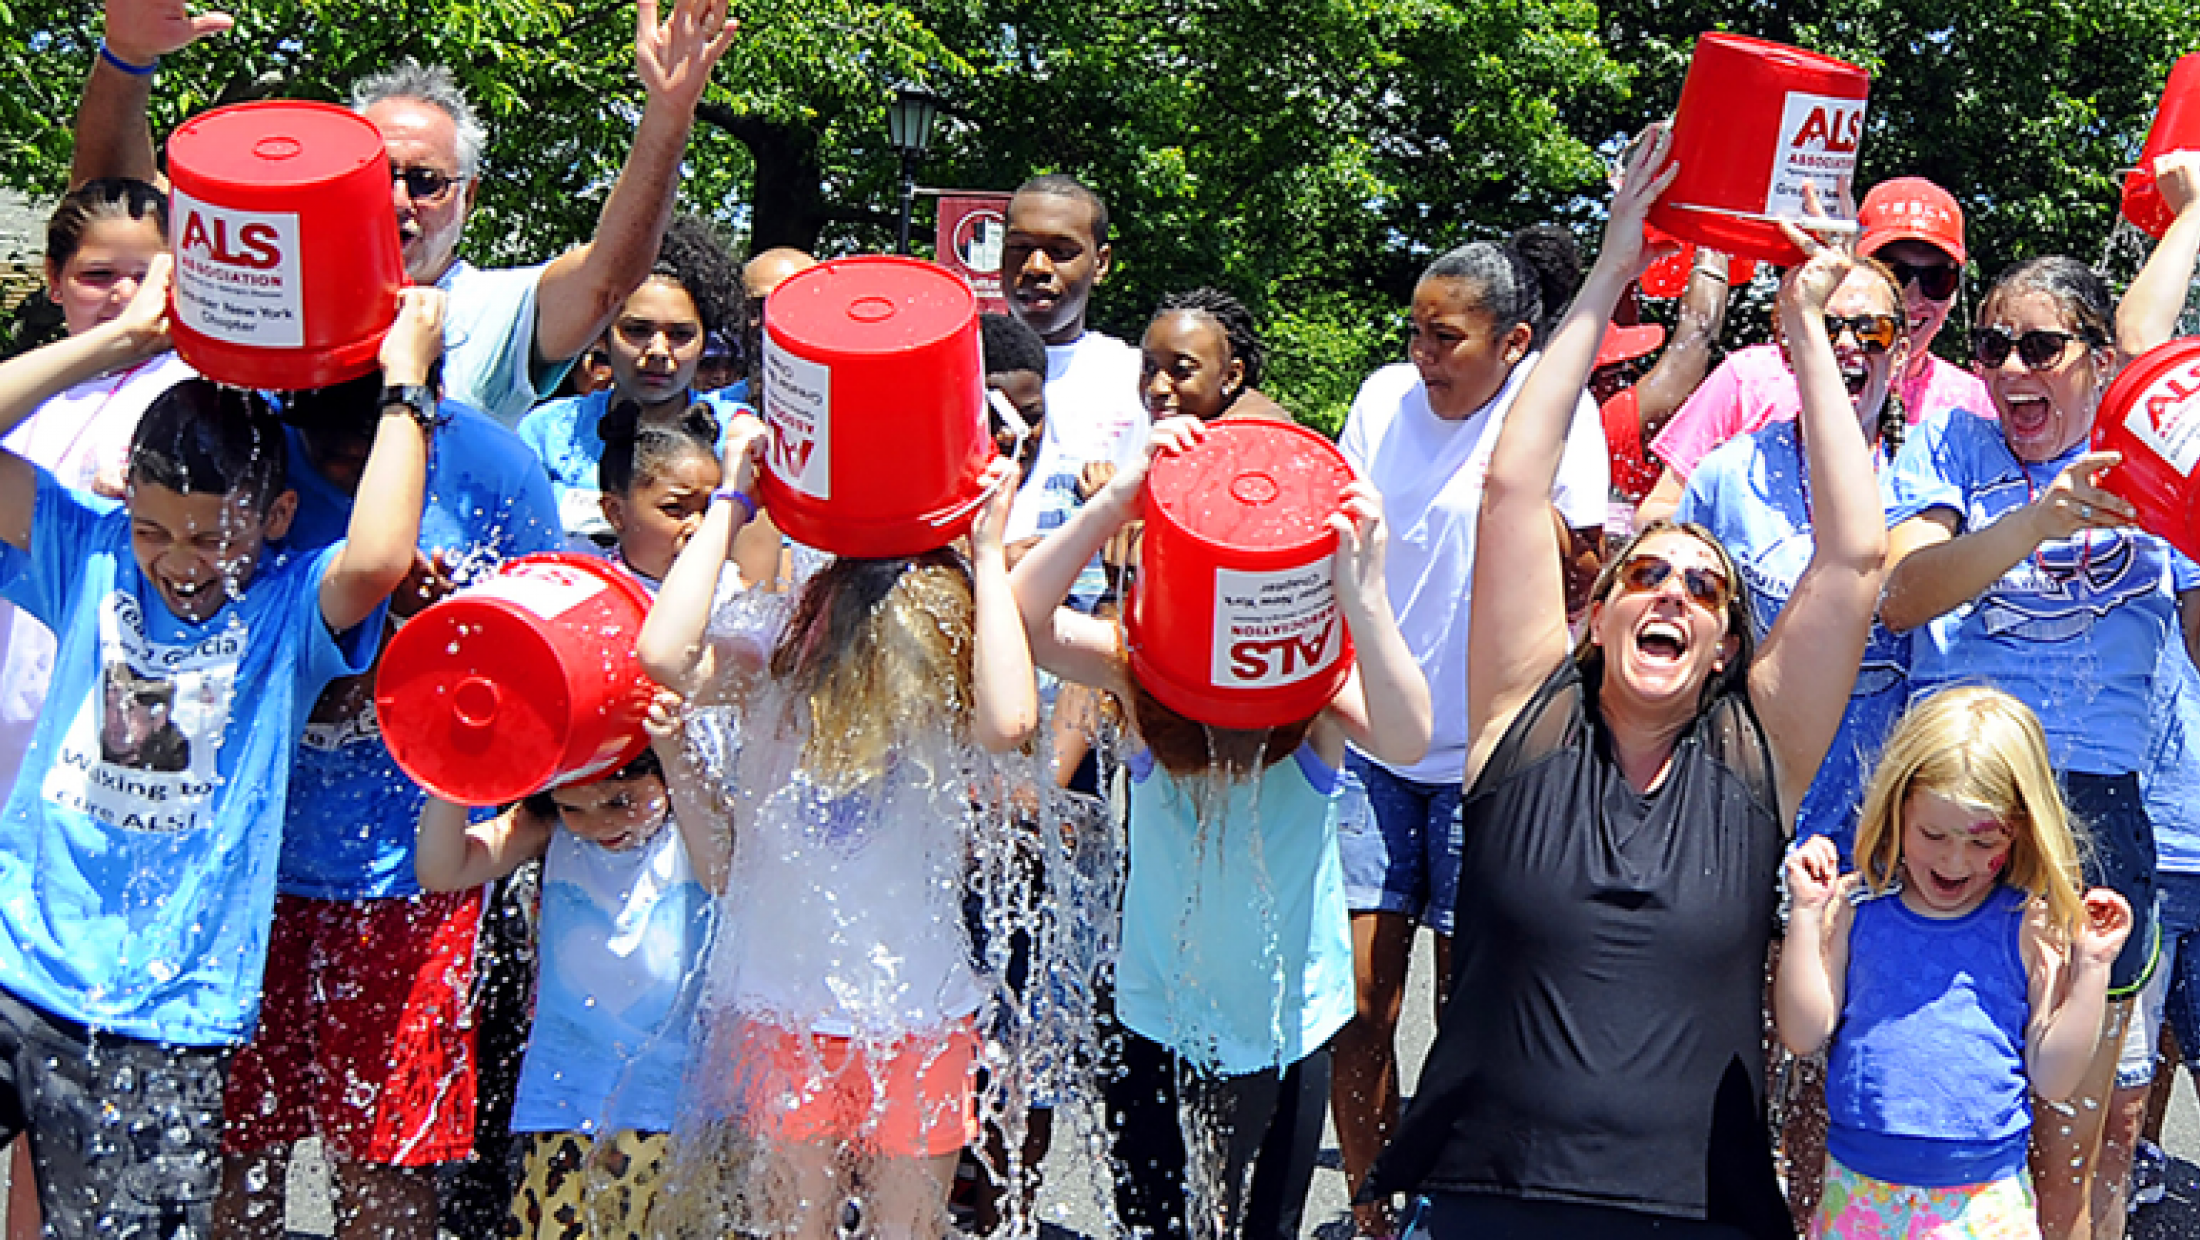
[415,796,553,892]
[1747,226,1891,816]
[529,0,738,365]
[2026,889,2131,1101]
[645,689,732,892]
[0,255,174,552]
[1319,480,1431,767]
[1467,124,1678,763]
[69,0,233,189]
[968,457,1039,753]
[1631,249,1734,441]
[319,289,443,633]
[2115,151,2200,359]
[637,415,764,694]
[1773,836,1853,1055]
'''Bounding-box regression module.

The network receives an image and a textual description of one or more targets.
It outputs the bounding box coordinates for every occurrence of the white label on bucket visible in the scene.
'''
[170,190,305,348]
[763,337,833,500]
[2124,358,2200,479]
[479,564,606,622]
[1765,91,1866,218]
[1210,561,1342,690]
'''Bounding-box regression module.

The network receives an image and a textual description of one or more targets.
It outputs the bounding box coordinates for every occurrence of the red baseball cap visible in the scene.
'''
[1595,322,1665,369]
[1859,177,1967,265]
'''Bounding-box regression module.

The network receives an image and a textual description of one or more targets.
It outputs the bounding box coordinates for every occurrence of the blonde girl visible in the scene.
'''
[1777,685,2133,1239]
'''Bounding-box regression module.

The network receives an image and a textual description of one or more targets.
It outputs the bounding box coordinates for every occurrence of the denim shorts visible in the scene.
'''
[2064,772,2161,998]
[1337,753,1463,935]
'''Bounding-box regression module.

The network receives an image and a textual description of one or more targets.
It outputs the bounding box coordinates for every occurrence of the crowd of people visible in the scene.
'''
[0,2,2198,1240]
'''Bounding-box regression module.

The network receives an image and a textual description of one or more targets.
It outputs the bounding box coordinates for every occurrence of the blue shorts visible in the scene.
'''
[1338,753,1463,935]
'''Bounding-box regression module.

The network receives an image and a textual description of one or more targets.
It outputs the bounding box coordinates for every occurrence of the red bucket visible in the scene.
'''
[2122,54,2200,240]
[1129,421,1357,730]
[1639,226,1758,299]
[165,100,405,391]
[756,255,993,558]
[374,554,656,806]
[2094,338,2200,564]
[1647,33,1871,268]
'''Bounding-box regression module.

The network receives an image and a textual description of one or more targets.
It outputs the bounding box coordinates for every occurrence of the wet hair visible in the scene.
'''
[1153,287,1265,392]
[523,744,666,820]
[47,178,167,268]
[1013,174,1110,247]
[1978,256,2114,351]
[1851,685,2086,935]
[1131,676,1312,780]
[980,312,1047,380]
[1576,519,1756,709]
[349,60,487,180]
[597,399,722,497]
[1836,256,1911,457]
[769,549,976,792]
[128,379,289,512]
[1420,224,1582,351]
[647,214,743,343]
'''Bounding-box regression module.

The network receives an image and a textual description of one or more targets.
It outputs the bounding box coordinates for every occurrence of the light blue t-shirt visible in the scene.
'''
[1888,408,2200,775]
[439,260,573,429]
[2143,643,2200,875]
[511,818,712,1135]
[516,387,754,542]
[1678,421,1908,857]
[0,470,376,1043]
[276,403,562,899]
[1117,744,1353,1075]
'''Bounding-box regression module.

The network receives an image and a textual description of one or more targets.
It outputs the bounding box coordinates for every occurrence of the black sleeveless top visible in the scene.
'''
[1366,659,1790,1239]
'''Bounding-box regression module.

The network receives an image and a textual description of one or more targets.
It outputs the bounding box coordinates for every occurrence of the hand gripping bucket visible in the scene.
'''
[2094,338,2200,564]
[1129,421,1357,730]
[1647,33,1871,268]
[375,554,656,806]
[756,256,994,558]
[165,100,405,390]
[2122,54,2200,240]
[1638,225,1758,299]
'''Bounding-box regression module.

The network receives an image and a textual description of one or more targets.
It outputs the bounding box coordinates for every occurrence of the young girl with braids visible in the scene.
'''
[1139,287,1292,424]
[591,399,725,586]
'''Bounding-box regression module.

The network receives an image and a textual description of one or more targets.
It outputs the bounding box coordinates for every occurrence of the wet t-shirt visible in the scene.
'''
[0,470,376,1044]
[276,403,561,899]
[1888,407,2199,776]
[2144,644,2200,875]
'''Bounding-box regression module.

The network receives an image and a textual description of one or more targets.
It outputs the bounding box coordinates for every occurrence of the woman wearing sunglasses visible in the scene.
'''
[1880,159,2200,1240]
[1363,125,1884,1240]
[1637,177,1986,528]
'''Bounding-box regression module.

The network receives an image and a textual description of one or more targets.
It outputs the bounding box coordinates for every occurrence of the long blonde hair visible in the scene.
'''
[1852,685,2086,933]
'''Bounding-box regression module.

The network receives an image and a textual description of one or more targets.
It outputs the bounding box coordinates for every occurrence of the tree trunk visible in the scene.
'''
[697,102,829,254]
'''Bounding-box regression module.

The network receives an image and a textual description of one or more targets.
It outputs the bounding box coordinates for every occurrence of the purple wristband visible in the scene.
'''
[714,488,758,522]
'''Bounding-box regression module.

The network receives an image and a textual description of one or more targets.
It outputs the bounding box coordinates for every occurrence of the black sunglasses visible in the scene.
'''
[1971,326,2093,371]
[391,166,465,202]
[1886,259,1961,301]
[1824,313,1901,354]
[1615,553,1732,615]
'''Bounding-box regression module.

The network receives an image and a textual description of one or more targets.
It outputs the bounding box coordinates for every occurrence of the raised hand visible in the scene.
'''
[719,412,767,500]
[1596,122,1682,280]
[110,251,173,360]
[379,288,447,388]
[102,0,233,65]
[1327,480,1390,613]
[2154,149,2200,220]
[635,0,739,113]
[970,456,1022,554]
[643,688,687,744]
[2075,887,2134,971]
[1785,834,1844,914]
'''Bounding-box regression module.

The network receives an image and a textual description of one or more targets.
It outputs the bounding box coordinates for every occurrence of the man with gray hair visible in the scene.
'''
[71,0,736,427]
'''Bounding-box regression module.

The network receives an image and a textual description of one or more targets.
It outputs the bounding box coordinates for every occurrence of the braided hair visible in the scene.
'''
[597,399,723,498]
[1153,287,1265,393]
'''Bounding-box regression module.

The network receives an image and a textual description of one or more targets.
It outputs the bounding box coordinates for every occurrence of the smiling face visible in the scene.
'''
[549,772,671,852]
[1587,529,1740,714]
[1000,192,1109,345]
[1824,268,1907,434]
[1978,289,2108,464]
[1899,788,2013,917]
[364,96,474,285]
[126,482,296,624]
[602,449,720,582]
[47,214,166,338]
[606,278,706,414]
[1409,277,1531,421]
[1871,239,1961,367]
[1141,310,1243,421]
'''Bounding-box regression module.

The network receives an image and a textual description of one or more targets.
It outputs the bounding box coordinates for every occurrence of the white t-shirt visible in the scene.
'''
[1004,330,1149,543]
[0,352,194,793]
[1338,358,1608,783]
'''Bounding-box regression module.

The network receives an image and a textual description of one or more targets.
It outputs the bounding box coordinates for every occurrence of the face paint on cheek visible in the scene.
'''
[1987,850,2008,876]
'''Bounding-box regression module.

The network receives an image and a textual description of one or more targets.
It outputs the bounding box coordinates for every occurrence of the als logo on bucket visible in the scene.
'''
[2124,358,2200,478]
[171,190,304,348]
[1766,92,1866,218]
[1211,562,1341,689]
[763,337,832,500]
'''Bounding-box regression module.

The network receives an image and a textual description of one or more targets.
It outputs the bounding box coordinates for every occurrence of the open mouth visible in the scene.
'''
[1839,357,1871,398]
[2002,393,2053,439]
[1635,618,1689,663]
[1925,870,1971,901]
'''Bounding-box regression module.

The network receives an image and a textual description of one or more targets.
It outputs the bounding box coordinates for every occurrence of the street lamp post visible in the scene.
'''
[887,86,942,255]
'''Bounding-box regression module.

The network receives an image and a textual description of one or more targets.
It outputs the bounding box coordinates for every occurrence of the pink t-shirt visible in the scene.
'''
[1649,344,1990,480]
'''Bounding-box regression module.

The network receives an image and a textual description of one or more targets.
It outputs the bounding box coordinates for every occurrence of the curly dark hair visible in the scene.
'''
[1153,287,1265,391]
[648,214,743,343]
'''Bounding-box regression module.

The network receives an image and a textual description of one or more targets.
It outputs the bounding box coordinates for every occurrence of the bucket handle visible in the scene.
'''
[925,481,997,529]
[1663,203,1860,232]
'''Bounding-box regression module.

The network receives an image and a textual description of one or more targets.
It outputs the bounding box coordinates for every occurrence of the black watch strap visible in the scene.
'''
[380,383,441,428]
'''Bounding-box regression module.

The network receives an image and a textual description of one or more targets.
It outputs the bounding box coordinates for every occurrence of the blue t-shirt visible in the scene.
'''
[1887,408,2200,775]
[1117,744,1353,1075]
[1678,421,1908,857]
[277,403,562,899]
[2143,642,2200,875]
[516,387,753,542]
[439,260,573,429]
[0,471,377,1043]
[511,819,712,1135]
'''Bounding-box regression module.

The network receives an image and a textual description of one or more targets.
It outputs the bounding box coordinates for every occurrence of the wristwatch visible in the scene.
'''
[380,383,441,429]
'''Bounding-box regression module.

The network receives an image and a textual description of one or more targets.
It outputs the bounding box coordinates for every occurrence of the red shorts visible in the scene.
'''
[223,889,482,1165]
[733,1019,979,1159]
